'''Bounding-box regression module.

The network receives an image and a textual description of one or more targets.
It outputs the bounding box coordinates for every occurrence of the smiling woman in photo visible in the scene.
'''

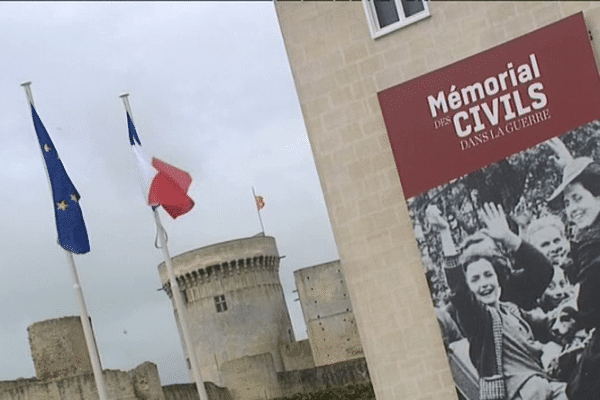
[427,203,566,400]
[546,141,600,399]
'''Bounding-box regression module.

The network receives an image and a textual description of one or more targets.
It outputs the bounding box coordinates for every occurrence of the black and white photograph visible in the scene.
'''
[407,120,600,400]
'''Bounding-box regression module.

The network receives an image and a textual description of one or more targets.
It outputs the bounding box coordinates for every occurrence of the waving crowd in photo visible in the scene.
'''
[420,137,600,400]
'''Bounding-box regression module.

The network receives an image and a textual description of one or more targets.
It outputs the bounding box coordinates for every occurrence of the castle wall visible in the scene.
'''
[220,354,282,400]
[0,366,163,400]
[0,379,37,393]
[128,362,165,400]
[162,382,232,400]
[279,339,315,372]
[275,2,600,399]
[28,316,94,380]
[219,352,372,400]
[158,236,294,386]
[294,261,364,366]
[276,357,371,398]
[305,312,363,365]
[2,316,165,400]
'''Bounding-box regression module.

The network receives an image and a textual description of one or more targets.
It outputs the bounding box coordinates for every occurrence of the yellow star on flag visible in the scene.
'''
[71,193,79,202]
[44,144,51,152]
[56,200,68,211]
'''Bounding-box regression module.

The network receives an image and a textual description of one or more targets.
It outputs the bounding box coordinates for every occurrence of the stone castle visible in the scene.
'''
[0,235,371,400]
[0,316,186,400]
[157,235,369,399]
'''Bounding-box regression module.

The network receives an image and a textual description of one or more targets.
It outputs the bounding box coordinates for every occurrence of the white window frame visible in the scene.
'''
[362,0,430,39]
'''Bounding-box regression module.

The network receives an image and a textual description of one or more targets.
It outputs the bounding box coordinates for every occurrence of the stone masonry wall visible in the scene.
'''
[0,370,134,400]
[280,339,315,372]
[220,353,283,400]
[275,2,600,399]
[0,363,164,400]
[28,316,94,380]
[294,260,364,366]
[162,382,232,400]
[158,236,294,385]
[276,357,371,398]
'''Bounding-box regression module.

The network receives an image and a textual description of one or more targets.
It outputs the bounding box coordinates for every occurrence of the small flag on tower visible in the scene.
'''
[124,101,194,219]
[252,187,265,234]
[27,103,90,254]
[255,195,265,211]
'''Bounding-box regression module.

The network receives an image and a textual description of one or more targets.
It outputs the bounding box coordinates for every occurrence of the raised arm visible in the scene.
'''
[546,137,574,170]
[425,205,490,340]
[479,202,522,252]
[479,203,553,308]
[425,204,458,257]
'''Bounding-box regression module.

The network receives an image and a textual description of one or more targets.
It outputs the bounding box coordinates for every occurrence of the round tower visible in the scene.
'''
[158,235,294,385]
[28,316,95,380]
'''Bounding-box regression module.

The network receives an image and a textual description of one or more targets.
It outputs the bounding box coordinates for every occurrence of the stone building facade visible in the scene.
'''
[157,235,296,386]
[274,2,600,399]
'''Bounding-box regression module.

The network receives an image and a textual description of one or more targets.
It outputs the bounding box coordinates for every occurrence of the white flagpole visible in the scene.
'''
[21,82,109,400]
[153,209,209,400]
[119,93,208,400]
[65,251,110,400]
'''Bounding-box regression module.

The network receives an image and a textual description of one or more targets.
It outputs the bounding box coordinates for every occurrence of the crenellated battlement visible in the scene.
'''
[162,254,281,296]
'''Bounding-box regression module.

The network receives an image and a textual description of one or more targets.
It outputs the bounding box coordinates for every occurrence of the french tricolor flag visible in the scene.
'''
[126,111,194,219]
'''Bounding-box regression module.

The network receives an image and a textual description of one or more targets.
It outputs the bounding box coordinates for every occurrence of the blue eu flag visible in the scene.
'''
[30,104,90,254]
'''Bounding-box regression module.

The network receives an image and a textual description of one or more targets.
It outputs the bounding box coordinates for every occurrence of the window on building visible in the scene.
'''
[363,0,430,39]
[214,294,228,312]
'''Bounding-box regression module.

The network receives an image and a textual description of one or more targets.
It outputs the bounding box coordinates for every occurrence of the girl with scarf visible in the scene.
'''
[428,203,566,400]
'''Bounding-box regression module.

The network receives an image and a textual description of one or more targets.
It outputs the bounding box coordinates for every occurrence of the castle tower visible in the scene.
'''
[294,260,364,367]
[28,316,96,380]
[158,235,294,385]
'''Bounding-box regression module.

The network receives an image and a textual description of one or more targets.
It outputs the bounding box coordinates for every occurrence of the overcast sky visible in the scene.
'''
[0,2,339,385]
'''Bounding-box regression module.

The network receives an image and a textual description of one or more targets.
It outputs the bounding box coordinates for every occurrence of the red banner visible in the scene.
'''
[379,13,600,199]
